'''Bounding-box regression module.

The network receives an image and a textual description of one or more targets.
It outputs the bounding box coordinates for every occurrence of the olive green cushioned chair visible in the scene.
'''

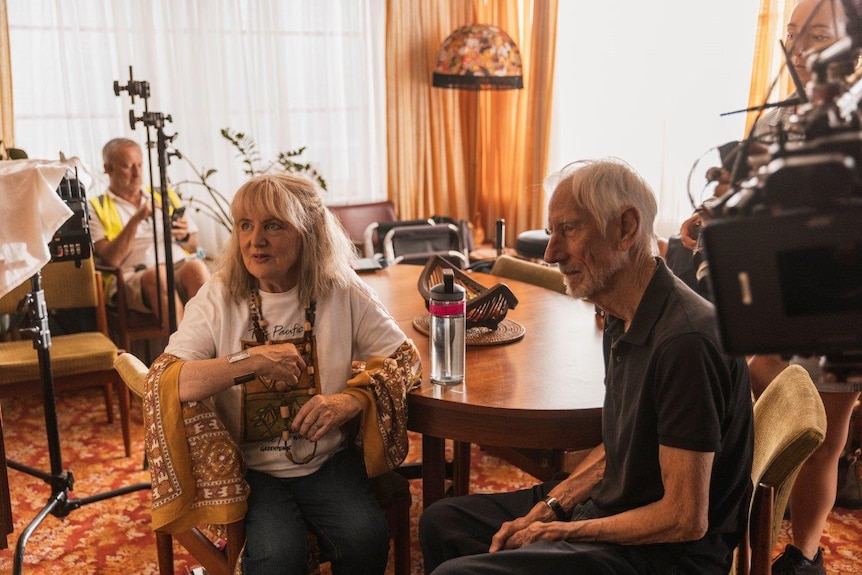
[734,364,827,575]
[490,254,566,295]
[0,258,132,457]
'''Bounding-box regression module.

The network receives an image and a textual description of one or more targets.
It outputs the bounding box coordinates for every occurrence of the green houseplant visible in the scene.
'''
[172,128,327,233]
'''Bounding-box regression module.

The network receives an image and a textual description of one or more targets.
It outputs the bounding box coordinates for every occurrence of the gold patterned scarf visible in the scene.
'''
[344,339,423,477]
[144,354,249,534]
[143,338,422,533]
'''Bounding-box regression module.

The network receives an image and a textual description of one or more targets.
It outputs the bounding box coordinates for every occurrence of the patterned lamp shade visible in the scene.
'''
[432,24,524,91]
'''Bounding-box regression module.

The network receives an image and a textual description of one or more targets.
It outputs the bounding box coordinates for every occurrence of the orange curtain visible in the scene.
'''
[386,1,473,224]
[0,0,14,150]
[385,0,558,245]
[746,0,793,135]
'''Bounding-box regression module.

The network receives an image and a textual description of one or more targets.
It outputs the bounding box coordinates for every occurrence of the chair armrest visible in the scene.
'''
[94,263,120,280]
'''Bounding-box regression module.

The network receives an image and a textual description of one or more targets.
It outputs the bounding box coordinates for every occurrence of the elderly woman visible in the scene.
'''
[144,173,421,575]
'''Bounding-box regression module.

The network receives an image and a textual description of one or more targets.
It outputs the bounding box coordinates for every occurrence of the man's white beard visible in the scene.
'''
[565,250,628,300]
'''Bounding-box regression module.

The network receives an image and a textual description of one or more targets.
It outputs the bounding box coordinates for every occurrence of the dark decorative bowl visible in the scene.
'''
[417,256,519,330]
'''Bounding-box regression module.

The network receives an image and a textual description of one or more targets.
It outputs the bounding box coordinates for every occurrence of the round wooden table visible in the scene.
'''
[361,263,606,507]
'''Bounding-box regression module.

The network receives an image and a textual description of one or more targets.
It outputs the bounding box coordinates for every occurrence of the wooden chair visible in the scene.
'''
[0,406,12,549]
[476,254,569,479]
[383,222,469,268]
[365,218,435,261]
[0,258,132,457]
[734,364,827,575]
[95,263,172,362]
[1,146,28,160]
[113,352,412,575]
[327,201,397,254]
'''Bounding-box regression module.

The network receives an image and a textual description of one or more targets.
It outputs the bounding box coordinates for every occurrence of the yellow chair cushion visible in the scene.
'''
[0,333,118,384]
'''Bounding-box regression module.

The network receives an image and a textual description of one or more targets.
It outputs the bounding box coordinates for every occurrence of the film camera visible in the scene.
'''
[50,172,91,263]
[699,0,862,361]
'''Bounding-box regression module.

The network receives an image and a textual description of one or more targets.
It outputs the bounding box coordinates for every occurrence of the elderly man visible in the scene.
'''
[419,158,753,574]
[89,138,209,324]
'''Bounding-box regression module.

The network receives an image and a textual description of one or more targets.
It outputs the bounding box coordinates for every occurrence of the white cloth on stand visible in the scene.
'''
[0,159,78,299]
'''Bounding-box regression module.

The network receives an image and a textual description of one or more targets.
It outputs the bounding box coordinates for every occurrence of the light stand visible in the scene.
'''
[7,272,151,575]
[114,66,181,333]
[5,172,150,573]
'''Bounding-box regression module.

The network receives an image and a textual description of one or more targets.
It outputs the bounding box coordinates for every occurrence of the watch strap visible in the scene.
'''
[543,496,569,521]
[233,372,256,386]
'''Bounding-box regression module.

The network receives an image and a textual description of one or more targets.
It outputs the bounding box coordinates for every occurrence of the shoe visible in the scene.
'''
[771,544,826,575]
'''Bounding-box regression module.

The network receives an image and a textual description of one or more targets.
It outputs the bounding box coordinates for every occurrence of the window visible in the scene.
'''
[7,0,386,253]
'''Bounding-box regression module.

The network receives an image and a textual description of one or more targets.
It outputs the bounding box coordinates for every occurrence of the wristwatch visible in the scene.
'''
[543,496,569,521]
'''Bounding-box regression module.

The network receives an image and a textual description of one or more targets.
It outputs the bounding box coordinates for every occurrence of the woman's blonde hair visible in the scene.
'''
[216,172,357,305]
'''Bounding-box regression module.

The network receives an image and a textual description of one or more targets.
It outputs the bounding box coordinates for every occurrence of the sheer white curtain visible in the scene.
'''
[9,0,766,247]
[7,0,386,254]
[548,1,761,238]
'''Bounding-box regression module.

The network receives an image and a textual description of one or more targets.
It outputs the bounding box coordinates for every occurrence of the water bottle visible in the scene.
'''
[429,268,466,385]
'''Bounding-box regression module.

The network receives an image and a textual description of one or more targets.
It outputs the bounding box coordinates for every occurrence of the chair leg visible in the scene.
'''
[155,532,175,575]
[226,520,246,575]
[392,497,411,575]
[116,381,132,458]
[453,441,471,496]
[102,383,115,424]
[750,483,775,575]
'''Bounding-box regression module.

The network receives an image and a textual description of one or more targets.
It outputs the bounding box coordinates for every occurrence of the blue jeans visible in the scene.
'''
[242,447,390,575]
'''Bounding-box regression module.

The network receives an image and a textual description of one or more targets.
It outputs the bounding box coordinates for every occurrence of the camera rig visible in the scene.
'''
[700,0,862,376]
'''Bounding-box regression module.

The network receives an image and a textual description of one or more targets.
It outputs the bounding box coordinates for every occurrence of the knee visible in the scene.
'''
[141,266,171,291]
[243,528,309,573]
[187,258,210,278]
[419,499,454,543]
[179,260,209,297]
[428,555,476,575]
[138,267,156,290]
[338,527,389,565]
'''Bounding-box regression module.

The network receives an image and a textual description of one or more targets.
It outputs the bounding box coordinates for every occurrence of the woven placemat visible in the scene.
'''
[412,313,526,346]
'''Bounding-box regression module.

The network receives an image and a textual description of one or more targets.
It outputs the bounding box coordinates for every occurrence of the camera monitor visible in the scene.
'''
[701,207,862,356]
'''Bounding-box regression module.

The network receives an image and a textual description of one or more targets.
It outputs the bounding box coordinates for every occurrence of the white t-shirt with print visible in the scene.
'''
[164,274,407,477]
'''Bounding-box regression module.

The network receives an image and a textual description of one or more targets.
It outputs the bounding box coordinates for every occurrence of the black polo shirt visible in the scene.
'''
[594,259,753,573]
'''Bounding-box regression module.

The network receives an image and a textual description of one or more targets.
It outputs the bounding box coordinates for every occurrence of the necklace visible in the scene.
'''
[248,287,318,464]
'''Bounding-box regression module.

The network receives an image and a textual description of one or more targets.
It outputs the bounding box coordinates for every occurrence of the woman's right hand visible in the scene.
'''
[249,342,307,390]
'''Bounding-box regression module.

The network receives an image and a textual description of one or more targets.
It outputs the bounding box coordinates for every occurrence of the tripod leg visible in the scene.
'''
[13,491,66,575]
[72,481,151,507]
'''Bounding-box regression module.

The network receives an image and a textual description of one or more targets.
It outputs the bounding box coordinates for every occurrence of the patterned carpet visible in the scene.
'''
[1,388,861,574]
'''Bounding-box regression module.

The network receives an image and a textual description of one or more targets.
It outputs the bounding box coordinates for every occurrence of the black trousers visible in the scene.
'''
[418,482,679,575]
